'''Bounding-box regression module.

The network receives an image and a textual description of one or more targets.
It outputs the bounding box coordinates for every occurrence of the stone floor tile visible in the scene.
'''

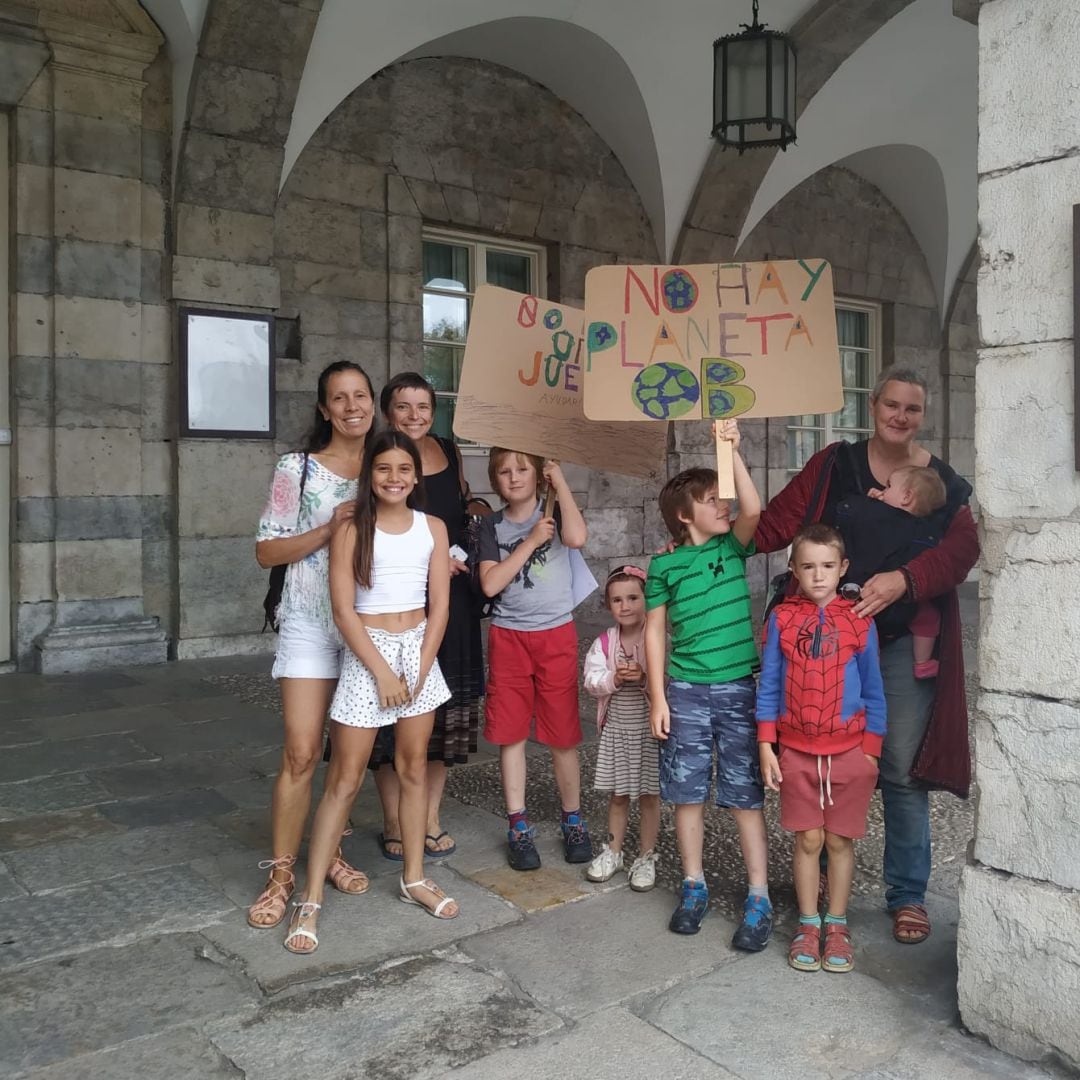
[198,865,521,993]
[450,1006,738,1079]
[0,860,28,900]
[98,788,238,829]
[0,865,236,971]
[1,692,123,723]
[461,885,740,1018]
[0,734,156,784]
[207,954,562,1079]
[0,807,122,853]
[94,749,257,799]
[0,934,260,1073]
[161,694,281,724]
[856,1024,1059,1079]
[5,820,247,893]
[22,1028,244,1080]
[210,774,277,811]
[847,891,961,1023]
[133,716,281,757]
[31,705,181,742]
[100,679,224,708]
[638,944,929,1079]
[0,774,114,818]
[0,721,41,750]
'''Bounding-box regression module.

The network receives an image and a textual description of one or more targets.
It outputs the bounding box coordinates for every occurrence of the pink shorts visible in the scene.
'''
[483,622,581,748]
[778,744,878,839]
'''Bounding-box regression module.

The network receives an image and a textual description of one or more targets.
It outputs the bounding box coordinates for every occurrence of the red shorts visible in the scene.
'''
[778,744,878,839]
[483,622,581,748]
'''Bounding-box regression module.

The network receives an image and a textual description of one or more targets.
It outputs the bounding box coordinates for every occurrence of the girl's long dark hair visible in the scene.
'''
[352,431,425,589]
[298,361,375,453]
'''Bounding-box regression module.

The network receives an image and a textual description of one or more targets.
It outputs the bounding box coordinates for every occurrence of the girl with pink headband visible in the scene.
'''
[581,565,661,890]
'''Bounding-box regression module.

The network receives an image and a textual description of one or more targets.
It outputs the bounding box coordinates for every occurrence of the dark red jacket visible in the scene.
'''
[755,443,978,798]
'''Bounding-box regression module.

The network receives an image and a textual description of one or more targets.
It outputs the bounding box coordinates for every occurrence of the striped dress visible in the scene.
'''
[593,645,660,798]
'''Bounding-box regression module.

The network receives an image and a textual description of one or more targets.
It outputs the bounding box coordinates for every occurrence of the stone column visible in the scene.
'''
[959,1,1080,1068]
[8,9,168,672]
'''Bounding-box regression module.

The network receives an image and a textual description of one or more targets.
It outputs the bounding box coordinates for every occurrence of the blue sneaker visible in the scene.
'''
[561,814,593,863]
[732,894,774,952]
[507,823,541,872]
[669,877,709,934]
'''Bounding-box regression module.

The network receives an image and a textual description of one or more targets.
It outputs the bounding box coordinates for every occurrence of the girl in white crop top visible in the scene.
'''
[283,432,458,956]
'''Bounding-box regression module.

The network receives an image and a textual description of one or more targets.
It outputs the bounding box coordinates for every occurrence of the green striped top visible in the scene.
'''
[645,532,759,684]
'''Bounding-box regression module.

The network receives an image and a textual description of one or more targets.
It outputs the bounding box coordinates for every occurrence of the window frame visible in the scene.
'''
[421,226,547,452]
[786,298,881,473]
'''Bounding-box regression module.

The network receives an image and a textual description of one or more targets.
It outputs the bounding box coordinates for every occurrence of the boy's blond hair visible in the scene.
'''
[892,465,946,516]
[487,447,546,500]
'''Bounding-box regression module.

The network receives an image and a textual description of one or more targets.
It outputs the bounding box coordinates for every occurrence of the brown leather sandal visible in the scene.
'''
[247,854,296,929]
[892,903,931,944]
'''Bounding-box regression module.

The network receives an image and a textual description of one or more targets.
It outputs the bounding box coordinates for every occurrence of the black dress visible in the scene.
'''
[369,436,484,767]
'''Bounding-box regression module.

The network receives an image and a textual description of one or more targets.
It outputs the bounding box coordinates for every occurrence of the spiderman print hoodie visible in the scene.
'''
[756,595,887,757]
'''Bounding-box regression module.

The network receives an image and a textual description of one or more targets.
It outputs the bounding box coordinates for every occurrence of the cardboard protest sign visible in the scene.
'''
[581,261,843,423]
[452,285,667,479]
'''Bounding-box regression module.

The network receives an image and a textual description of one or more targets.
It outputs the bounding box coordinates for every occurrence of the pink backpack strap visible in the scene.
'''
[599,628,612,659]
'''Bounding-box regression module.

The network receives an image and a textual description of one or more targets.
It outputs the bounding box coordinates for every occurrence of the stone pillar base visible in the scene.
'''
[34,618,169,674]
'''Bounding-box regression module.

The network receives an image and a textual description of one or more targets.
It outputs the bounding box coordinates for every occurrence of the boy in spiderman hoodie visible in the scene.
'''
[757,523,886,974]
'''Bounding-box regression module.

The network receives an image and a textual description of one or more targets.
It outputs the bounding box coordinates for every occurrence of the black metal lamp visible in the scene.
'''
[712,0,797,152]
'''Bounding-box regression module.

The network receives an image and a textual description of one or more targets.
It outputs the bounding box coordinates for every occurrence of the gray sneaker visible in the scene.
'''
[628,850,657,891]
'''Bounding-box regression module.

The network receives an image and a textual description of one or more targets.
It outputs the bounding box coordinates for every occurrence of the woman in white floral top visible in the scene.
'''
[247,361,375,930]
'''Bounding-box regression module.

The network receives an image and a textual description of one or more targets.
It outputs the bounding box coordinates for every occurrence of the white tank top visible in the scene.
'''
[354,511,433,615]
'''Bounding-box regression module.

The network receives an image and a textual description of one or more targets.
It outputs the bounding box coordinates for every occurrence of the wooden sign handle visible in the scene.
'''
[715,426,736,499]
[543,459,559,517]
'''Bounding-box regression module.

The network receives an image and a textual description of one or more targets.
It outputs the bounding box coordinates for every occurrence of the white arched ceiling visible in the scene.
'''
[140,0,209,168]
[737,0,976,319]
[282,0,820,258]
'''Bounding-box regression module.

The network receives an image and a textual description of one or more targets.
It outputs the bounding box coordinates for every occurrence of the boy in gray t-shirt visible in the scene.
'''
[476,450,592,872]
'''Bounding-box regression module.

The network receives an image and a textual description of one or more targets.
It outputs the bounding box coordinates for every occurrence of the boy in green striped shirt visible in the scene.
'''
[645,420,772,948]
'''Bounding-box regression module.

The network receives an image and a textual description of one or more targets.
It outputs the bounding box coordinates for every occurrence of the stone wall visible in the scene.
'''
[3,3,170,671]
[958,1,1080,1069]
[171,54,659,652]
[674,165,944,598]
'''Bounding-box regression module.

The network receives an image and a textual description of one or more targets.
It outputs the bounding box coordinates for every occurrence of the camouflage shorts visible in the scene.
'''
[659,676,764,809]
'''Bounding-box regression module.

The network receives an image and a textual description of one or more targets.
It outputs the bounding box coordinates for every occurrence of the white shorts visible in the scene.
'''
[272,616,344,681]
[330,622,451,729]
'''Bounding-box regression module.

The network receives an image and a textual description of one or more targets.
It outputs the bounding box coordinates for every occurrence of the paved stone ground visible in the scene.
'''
[0,585,1066,1078]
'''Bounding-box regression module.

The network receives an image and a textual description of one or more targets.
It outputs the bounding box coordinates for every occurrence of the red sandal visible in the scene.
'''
[788,923,822,972]
[892,903,931,944]
[823,921,854,972]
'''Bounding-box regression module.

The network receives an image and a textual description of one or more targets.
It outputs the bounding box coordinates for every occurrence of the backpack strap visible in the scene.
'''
[599,628,612,659]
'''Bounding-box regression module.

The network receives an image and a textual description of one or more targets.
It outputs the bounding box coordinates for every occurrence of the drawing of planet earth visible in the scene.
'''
[632,362,700,419]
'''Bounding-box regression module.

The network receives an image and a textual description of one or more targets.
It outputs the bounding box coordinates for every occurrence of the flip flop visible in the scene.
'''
[377,832,404,862]
[424,831,457,857]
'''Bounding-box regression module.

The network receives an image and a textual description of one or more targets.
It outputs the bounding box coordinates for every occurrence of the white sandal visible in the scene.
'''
[399,876,458,920]
[283,900,321,954]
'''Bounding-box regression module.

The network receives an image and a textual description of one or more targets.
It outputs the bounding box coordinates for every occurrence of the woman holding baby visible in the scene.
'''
[755,366,978,946]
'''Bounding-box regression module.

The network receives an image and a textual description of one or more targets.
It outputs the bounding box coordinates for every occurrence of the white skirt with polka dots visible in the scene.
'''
[330,621,451,728]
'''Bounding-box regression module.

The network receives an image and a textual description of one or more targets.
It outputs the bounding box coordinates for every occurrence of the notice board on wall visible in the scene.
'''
[452,285,667,479]
[581,260,843,423]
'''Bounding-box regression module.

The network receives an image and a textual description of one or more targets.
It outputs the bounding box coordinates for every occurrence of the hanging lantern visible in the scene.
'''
[712,0,797,152]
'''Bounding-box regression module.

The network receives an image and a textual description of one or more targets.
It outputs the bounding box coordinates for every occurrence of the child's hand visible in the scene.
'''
[759,744,782,791]
[620,661,645,686]
[376,669,410,709]
[711,419,741,450]
[650,700,670,741]
[864,753,879,769]
[329,501,356,530]
[527,516,556,549]
[542,460,567,492]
